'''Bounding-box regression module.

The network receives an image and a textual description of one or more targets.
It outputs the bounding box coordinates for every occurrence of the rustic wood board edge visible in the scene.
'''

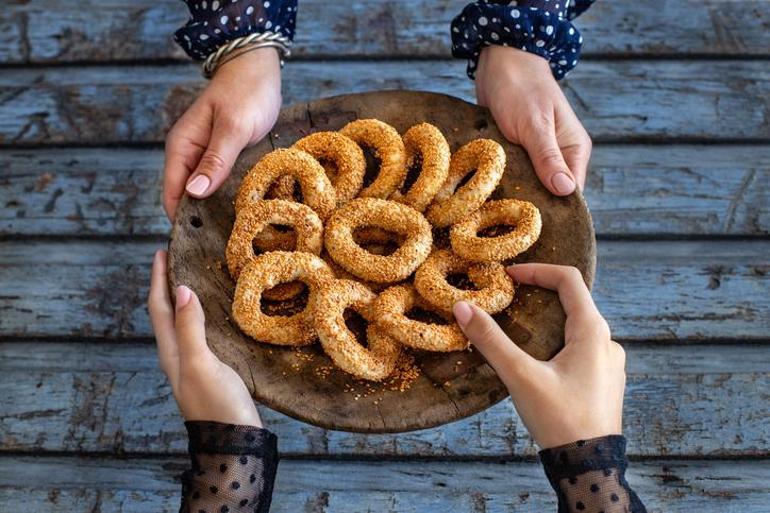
[168,90,596,433]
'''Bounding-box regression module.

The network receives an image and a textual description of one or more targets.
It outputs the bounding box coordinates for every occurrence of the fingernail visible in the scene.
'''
[551,172,575,195]
[176,286,192,311]
[453,301,474,327]
[185,175,210,196]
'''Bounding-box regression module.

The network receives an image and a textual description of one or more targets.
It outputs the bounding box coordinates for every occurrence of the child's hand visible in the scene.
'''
[148,250,262,427]
[163,48,282,219]
[475,46,591,197]
[452,263,625,449]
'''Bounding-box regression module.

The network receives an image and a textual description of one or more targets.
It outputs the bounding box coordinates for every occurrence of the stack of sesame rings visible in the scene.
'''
[311,280,401,381]
[235,148,337,220]
[413,249,514,315]
[324,198,433,283]
[390,123,450,212]
[426,139,506,227]
[232,252,334,346]
[371,284,469,352]
[224,119,542,382]
[450,199,542,262]
[226,199,324,279]
[340,119,407,199]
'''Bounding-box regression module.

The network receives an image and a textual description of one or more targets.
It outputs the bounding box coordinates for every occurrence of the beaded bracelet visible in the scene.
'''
[202,31,292,78]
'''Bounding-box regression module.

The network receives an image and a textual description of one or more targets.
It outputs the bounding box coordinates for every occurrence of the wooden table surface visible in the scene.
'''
[0,1,768,511]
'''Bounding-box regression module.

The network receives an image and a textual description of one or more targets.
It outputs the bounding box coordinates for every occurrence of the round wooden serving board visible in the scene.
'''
[168,90,596,433]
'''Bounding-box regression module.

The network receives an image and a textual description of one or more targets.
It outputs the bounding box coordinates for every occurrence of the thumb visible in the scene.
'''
[174,285,212,363]
[185,116,248,198]
[453,301,536,388]
[522,122,576,196]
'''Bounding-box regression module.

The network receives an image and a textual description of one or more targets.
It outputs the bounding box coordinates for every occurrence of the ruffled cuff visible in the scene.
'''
[539,435,647,513]
[175,0,298,61]
[451,1,583,80]
[567,0,597,20]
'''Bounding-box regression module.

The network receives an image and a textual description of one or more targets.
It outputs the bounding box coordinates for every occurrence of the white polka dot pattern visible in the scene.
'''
[451,0,593,80]
[174,0,297,61]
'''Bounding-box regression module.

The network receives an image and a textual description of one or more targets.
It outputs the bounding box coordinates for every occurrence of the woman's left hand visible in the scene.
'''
[475,45,592,196]
[147,250,262,427]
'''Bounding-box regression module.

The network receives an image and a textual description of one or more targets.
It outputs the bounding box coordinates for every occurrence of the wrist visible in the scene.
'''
[479,45,552,77]
[214,46,281,79]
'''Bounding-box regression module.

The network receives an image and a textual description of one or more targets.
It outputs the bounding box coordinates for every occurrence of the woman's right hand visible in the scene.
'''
[163,47,282,220]
[452,263,626,449]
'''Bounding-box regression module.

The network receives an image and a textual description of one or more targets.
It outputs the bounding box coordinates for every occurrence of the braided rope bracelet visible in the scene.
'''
[202,31,292,78]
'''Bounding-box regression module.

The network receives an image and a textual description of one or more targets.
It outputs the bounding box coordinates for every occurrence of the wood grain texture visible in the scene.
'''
[1,342,767,458]
[2,145,769,237]
[1,60,769,146]
[1,456,769,512]
[1,240,767,340]
[166,91,596,432]
[1,0,768,63]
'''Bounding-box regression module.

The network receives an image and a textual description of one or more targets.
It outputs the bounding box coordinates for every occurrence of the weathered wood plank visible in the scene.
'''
[1,342,767,457]
[1,0,768,63]
[1,60,769,146]
[2,145,768,237]
[1,456,768,512]
[1,240,767,340]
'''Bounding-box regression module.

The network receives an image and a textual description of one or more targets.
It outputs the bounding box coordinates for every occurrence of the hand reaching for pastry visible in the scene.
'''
[148,250,262,427]
[453,263,625,449]
[475,46,592,197]
[163,48,282,220]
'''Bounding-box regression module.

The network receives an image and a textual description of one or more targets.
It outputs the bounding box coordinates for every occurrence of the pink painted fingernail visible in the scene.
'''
[551,172,575,195]
[186,175,210,196]
[453,302,474,327]
[176,286,192,311]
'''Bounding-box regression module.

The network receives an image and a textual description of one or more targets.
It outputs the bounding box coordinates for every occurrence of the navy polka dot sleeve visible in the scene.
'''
[451,0,595,80]
[175,0,297,61]
[180,421,279,513]
[539,435,648,513]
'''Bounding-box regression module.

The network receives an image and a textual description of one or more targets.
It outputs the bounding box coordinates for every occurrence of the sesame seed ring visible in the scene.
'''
[293,131,367,205]
[450,199,543,263]
[235,148,336,220]
[371,284,468,352]
[312,279,401,381]
[232,251,334,346]
[324,198,433,283]
[390,123,450,212]
[425,139,506,228]
[340,119,406,199]
[413,249,514,315]
[226,199,324,279]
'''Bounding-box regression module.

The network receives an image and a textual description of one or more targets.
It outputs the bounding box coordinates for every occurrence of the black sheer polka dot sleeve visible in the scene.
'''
[539,435,647,513]
[451,0,596,80]
[174,0,298,61]
[180,421,279,513]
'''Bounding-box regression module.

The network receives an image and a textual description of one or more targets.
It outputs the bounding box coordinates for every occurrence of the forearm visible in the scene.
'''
[180,421,279,513]
[539,435,647,513]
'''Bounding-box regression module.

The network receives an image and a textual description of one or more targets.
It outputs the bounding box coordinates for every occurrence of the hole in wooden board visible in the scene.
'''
[474,118,488,132]
[190,215,203,228]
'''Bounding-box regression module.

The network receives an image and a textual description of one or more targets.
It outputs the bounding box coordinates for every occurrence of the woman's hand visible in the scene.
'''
[163,48,282,219]
[148,250,262,427]
[475,46,592,196]
[452,263,625,449]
